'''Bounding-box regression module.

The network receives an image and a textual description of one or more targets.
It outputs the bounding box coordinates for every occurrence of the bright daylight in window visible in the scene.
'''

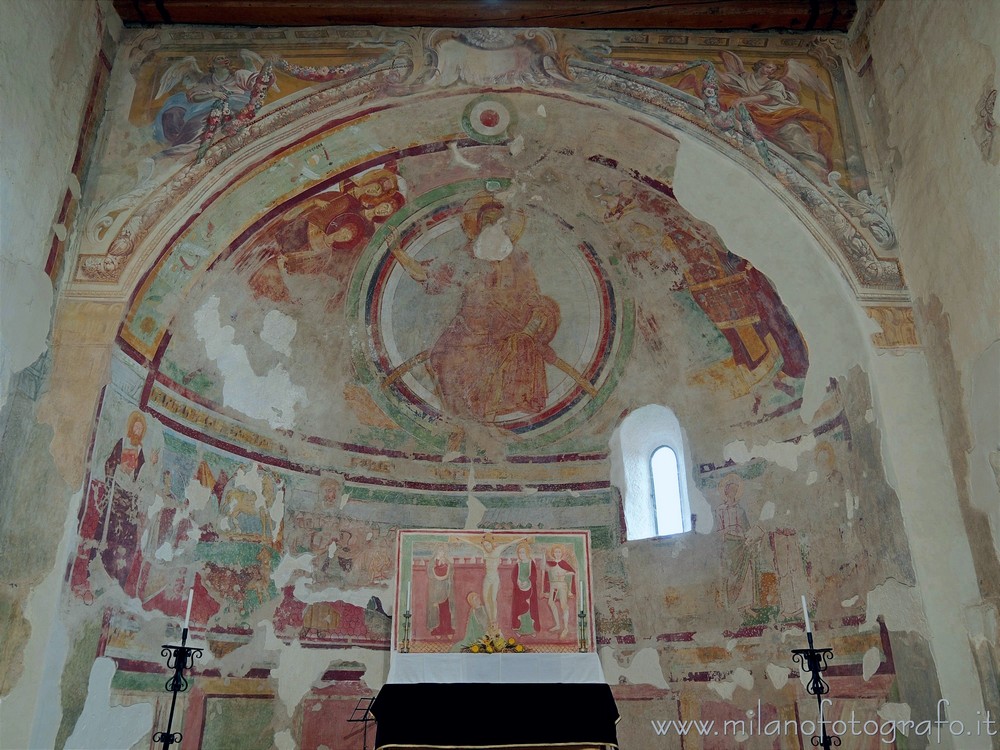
[651,445,684,536]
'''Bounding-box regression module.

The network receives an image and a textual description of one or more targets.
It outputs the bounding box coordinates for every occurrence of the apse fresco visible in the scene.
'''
[54,25,918,749]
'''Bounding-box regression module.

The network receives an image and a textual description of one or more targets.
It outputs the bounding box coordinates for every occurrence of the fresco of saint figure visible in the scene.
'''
[426,545,456,637]
[388,193,595,425]
[236,168,404,308]
[543,543,577,638]
[510,541,541,635]
[71,410,155,599]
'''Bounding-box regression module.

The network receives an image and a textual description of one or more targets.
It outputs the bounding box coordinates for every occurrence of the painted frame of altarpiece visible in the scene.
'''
[394,530,596,654]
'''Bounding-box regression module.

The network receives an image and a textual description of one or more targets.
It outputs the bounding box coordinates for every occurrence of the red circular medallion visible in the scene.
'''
[479,109,500,128]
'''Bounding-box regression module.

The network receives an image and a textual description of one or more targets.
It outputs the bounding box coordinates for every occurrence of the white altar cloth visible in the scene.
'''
[387,652,606,684]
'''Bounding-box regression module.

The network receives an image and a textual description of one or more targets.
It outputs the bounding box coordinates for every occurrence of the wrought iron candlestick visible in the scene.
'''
[577,608,588,652]
[400,610,412,653]
[791,631,840,748]
[153,627,203,749]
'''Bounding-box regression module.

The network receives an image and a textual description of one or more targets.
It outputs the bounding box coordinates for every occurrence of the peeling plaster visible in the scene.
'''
[766,663,790,689]
[598,646,669,689]
[1,489,79,748]
[263,626,335,718]
[272,552,316,589]
[878,702,911,729]
[261,310,297,357]
[759,501,776,521]
[725,433,817,472]
[863,578,929,636]
[862,646,881,681]
[710,667,754,700]
[64,658,152,750]
[194,295,307,430]
[274,729,296,750]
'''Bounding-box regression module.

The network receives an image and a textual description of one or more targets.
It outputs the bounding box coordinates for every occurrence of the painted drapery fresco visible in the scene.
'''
[395,530,594,653]
[44,25,924,750]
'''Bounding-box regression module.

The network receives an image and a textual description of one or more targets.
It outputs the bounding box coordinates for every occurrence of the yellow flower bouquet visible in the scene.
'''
[462,635,527,654]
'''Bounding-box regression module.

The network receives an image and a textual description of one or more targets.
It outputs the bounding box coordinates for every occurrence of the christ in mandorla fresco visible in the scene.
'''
[385,192,596,426]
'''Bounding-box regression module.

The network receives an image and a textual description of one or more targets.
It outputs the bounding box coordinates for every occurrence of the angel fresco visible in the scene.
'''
[611,53,835,177]
[711,52,835,175]
[152,50,277,157]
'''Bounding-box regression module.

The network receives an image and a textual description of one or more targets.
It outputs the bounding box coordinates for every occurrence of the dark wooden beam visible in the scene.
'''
[111,0,856,32]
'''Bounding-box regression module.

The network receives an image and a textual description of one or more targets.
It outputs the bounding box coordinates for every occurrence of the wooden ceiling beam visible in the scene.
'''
[112,1,856,32]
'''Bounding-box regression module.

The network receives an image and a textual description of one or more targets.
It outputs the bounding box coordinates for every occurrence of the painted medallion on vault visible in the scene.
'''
[356,180,620,440]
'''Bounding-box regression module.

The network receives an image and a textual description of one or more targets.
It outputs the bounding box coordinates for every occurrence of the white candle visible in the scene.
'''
[801,595,811,633]
[184,588,194,631]
[406,581,412,612]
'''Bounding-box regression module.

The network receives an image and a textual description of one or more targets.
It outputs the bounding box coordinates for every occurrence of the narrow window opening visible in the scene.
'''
[613,404,692,541]
[651,445,683,536]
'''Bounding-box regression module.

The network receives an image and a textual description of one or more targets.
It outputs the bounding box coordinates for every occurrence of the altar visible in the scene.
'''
[370,530,619,750]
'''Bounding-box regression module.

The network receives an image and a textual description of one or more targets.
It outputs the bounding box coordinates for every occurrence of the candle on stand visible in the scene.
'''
[184,587,194,631]
[406,581,412,612]
[801,594,811,634]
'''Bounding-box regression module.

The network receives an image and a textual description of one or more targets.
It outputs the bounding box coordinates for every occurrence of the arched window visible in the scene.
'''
[611,404,691,541]
[651,445,684,536]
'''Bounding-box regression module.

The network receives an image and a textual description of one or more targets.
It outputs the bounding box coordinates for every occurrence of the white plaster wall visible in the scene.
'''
[865,0,1000,376]
[864,0,1000,558]
[0,0,107,411]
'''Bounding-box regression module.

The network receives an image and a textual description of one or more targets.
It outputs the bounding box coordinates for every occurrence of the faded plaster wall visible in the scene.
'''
[858,0,1000,735]
[862,0,1000,563]
[0,0,109,411]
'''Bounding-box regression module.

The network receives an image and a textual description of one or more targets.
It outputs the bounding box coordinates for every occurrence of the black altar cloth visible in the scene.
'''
[370,683,620,748]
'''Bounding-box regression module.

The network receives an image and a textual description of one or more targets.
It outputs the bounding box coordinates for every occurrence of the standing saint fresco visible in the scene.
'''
[510,541,541,635]
[543,543,577,638]
[426,545,456,638]
[71,410,156,599]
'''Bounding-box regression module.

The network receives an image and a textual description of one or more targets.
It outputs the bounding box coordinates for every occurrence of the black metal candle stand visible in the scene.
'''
[400,610,412,653]
[152,627,203,749]
[577,608,588,652]
[791,631,840,748]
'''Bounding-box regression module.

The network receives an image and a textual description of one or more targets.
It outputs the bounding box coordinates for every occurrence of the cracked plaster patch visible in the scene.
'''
[598,646,669,688]
[194,295,307,431]
[64,658,152,750]
[725,433,817,472]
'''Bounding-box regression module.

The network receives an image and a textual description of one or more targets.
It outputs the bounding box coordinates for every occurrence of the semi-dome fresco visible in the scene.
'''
[46,23,931,749]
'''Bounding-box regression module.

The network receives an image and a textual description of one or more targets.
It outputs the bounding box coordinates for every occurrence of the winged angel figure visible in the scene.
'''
[711,51,835,175]
[612,51,836,176]
[152,50,277,157]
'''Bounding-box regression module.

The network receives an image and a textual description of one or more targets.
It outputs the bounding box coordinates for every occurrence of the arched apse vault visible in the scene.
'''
[47,27,985,750]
